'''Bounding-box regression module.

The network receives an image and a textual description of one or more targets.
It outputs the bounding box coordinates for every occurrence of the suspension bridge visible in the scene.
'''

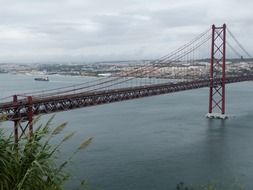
[1,24,253,142]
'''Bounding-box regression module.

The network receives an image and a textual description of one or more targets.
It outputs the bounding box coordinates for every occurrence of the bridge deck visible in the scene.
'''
[0,75,253,121]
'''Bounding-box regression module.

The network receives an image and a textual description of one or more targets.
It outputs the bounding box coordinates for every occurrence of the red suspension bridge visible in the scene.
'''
[1,24,253,142]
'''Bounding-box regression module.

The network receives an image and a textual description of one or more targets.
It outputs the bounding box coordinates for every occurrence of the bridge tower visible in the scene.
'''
[207,24,227,119]
[13,95,33,144]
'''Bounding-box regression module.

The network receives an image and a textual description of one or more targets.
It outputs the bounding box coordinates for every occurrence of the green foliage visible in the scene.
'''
[0,116,92,190]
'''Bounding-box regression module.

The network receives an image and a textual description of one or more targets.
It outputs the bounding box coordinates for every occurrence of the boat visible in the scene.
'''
[34,76,49,81]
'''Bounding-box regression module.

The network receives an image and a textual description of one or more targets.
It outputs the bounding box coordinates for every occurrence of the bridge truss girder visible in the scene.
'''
[1,75,253,143]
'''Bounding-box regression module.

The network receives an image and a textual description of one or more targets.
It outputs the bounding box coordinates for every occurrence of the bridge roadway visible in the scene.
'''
[1,75,253,121]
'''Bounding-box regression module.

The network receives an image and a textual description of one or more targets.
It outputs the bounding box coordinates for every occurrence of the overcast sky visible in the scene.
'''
[0,0,252,63]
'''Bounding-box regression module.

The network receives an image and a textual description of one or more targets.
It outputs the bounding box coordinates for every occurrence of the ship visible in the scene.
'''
[34,76,49,81]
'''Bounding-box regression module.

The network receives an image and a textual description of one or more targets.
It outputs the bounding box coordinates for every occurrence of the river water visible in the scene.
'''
[1,73,253,189]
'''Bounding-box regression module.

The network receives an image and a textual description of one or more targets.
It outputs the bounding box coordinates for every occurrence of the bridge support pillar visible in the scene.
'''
[207,24,227,119]
[13,95,19,144]
[27,96,33,137]
[13,95,34,143]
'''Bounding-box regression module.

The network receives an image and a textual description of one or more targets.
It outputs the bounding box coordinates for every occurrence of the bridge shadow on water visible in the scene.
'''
[200,116,253,189]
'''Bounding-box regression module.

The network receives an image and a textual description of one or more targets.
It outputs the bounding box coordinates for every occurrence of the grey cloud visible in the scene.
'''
[0,0,252,62]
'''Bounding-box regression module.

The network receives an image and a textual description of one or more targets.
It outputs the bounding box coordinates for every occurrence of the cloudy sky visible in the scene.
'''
[0,0,252,63]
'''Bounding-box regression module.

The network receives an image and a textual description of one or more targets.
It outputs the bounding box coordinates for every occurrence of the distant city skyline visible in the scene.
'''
[0,0,253,63]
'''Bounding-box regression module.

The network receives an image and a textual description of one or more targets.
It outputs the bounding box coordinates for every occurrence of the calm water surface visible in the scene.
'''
[1,73,253,189]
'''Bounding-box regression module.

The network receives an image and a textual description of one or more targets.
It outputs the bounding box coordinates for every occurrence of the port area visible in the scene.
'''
[206,113,228,119]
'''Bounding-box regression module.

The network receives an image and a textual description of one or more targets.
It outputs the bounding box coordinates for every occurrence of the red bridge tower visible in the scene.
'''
[207,24,227,119]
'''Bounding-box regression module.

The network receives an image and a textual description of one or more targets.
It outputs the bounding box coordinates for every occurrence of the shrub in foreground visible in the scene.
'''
[0,116,92,190]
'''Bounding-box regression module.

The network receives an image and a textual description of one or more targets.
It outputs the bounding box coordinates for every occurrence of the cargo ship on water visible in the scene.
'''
[34,76,49,81]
